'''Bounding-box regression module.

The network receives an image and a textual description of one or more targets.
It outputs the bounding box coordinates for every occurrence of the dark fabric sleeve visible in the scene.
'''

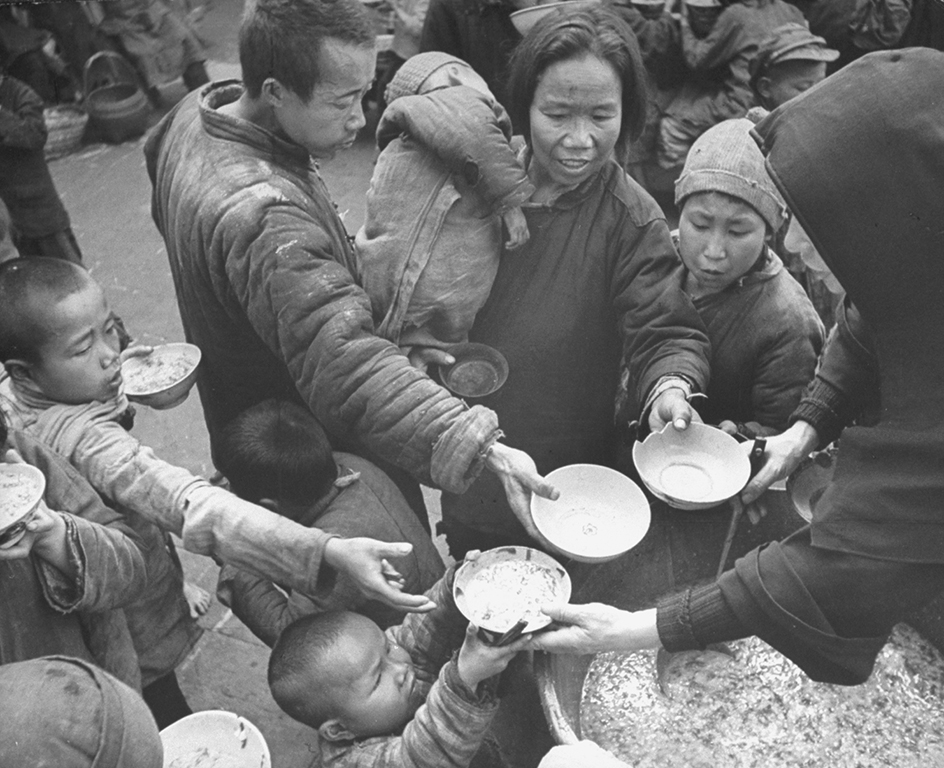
[790,298,879,445]
[0,76,47,150]
[611,2,683,65]
[612,216,711,416]
[219,196,499,492]
[749,290,825,433]
[419,0,463,58]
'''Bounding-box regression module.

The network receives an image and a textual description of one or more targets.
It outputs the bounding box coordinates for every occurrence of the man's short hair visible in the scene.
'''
[239,0,375,100]
[268,611,353,728]
[216,399,337,512]
[0,258,93,364]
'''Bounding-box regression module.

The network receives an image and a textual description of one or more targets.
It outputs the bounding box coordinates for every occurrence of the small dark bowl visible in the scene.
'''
[439,343,509,398]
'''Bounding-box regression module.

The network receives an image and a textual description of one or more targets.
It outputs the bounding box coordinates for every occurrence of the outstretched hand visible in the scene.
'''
[528,603,661,655]
[484,442,558,542]
[323,537,437,613]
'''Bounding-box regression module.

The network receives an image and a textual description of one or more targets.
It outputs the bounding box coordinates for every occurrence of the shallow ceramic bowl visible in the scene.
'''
[510,0,601,35]
[0,464,45,549]
[454,546,571,642]
[160,710,271,768]
[122,342,201,410]
[439,342,509,398]
[531,464,651,563]
[787,448,837,522]
[633,423,751,511]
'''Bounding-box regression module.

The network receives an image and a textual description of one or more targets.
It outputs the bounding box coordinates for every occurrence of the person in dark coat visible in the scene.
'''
[532,48,944,687]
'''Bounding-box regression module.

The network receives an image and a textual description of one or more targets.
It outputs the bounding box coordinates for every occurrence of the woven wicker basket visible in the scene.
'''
[43,105,89,160]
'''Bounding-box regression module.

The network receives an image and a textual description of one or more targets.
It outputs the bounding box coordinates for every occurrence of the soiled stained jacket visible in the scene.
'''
[356,85,533,345]
[657,49,944,685]
[442,156,710,541]
[144,82,500,495]
[0,375,332,611]
[1,429,147,689]
[677,247,825,433]
[321,566,503,768]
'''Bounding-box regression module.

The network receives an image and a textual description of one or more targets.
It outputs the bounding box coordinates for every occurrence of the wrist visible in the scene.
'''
[787,420,820,457]
[321,535,345,569]
[612,608,661,653]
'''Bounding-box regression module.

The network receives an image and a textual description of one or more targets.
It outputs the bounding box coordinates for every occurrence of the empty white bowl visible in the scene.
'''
[160,710,270,768]
[531,464,651,562]
[633,423,752,511]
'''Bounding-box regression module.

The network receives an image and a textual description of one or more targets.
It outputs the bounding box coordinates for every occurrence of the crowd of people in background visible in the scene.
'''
[1,0,943,765]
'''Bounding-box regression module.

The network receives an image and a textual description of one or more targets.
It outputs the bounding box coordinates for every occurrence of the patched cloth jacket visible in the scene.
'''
[145,83,500,494]
[356,85,533,345]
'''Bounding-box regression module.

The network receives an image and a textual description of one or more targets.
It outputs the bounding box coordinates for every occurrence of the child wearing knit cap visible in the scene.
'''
[673,117,824,437]
[355,52,533,350]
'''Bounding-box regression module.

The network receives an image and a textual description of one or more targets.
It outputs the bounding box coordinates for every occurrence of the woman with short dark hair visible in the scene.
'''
[439,4,710,558]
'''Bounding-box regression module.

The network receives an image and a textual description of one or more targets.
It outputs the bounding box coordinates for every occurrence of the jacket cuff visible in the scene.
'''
[656,582,746,651]
[37,514,85,611]
[430,405,500,494]
[789,378,846,448]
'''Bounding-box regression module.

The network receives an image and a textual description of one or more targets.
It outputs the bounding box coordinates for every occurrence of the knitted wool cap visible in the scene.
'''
[385,52,470,104]
[675,118,787,231]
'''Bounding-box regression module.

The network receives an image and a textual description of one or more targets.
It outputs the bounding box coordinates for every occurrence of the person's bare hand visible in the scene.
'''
[648,388,702,433]
[501,207,530,250]
[119,345,153,364]
[528,603,661,655]
[740,420,820,504]
[0,501,58,562]
[403,346,454,375]
[539,741,630,768]
[323,537,436,612]
[484,443,558,542]
[457,621,529,690]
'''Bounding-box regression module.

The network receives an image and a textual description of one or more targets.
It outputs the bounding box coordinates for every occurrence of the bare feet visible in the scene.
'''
[183,581,211,619]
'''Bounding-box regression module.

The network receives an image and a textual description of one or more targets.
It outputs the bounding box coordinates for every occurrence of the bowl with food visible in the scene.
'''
[633,422,755,511]
[531,464,651,563]
[160,710,270,768]
[122,342,201,410]
[0,464,45,550]
[438,342,509,398]
[454,546,571,645]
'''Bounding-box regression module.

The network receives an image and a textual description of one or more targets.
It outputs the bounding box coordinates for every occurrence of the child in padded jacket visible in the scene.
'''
[269,558,528,768]
[355,52,533,349]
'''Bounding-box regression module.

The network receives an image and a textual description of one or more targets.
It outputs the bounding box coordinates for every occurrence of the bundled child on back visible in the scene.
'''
[215,399,444,644]
[268,559,529,768]
[671,117,824,437]
[355,52,534,349]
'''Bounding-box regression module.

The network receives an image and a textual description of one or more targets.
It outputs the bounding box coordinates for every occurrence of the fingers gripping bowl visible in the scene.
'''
[0,464,45,549]
[633,423,754,510]
[454,546,571,644]
[122,343,201,410]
